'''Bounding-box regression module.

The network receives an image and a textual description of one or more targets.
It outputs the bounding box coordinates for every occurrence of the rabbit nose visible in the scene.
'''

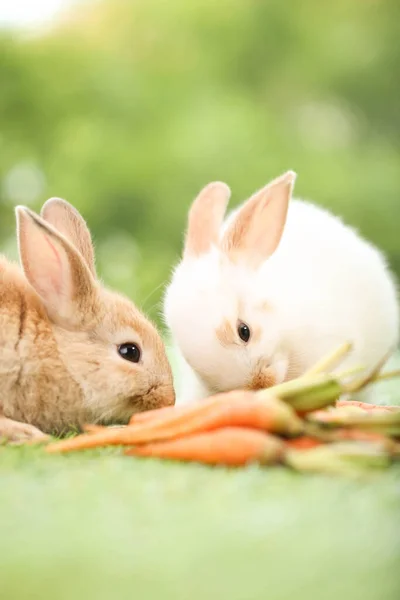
[144,383,175,409]
[247,367,276,391]
[159,384,175,407]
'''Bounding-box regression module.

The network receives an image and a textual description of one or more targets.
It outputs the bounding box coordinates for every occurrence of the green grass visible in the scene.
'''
[1,373,400,600]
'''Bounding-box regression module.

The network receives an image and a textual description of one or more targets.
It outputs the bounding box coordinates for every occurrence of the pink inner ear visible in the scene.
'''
[184,182,230,258]
[221,174,293,266]
[43,234,63,295]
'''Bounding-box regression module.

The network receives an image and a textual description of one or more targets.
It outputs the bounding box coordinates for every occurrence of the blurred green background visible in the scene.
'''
[1,0,399,330]
[1,6,400,600]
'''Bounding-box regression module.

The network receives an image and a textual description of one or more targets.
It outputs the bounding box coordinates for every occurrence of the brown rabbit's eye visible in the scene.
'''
[238,322,251,343]
[118,343,141,363]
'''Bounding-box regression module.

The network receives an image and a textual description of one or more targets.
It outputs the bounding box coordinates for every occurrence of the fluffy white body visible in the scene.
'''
[164,172,399,405]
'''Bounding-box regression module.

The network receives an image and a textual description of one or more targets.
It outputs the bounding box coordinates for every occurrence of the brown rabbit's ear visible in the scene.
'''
[221,171,296,267]
[16,206,98,328]
[40,198,96,277]
[183,182,231,258]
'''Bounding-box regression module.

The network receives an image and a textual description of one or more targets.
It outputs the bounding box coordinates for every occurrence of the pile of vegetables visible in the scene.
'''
[46,344,400,475]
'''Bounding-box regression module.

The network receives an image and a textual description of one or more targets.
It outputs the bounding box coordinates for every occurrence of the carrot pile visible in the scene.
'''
[46,343,400,475]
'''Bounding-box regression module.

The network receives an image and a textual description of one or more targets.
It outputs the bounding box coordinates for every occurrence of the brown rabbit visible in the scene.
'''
[0,198,175,443]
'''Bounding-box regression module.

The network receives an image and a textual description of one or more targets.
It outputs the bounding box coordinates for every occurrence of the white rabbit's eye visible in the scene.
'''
[118,343,141,363]
[237,322,251,343]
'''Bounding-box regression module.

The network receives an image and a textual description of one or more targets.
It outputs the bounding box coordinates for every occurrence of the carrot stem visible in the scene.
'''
[285,441,391,474]
[334,365,365,380]
[261,375,342,413]
[336,400,400,412]
[371,369,400,383]
[304,342,353,376]
[343,349,395,393]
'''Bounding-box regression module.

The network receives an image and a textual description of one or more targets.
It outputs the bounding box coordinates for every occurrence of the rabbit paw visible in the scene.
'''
[0,417,49,445]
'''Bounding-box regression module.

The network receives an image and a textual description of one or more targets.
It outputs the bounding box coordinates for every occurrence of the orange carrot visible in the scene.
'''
[46,393,233,453]
[129,404,191,425]
[285,436,324,450]
[336,400,399,412]
[333,429,396,451]
[310,406,366,424]
[129,390,250,429]
[290,429,392,449]
[125,427,285,466]
[335,429,388,442]
[46,393,302,454]
[303,421,394,445]
[83,424,127,434]
[310,405,400,426]
[83,424,107,434]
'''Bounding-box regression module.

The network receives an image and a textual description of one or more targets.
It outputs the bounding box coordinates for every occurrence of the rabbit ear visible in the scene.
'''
[16,206,98,327]
[183,182,231,258]
[40,198,96,277]
[221,171,296,267]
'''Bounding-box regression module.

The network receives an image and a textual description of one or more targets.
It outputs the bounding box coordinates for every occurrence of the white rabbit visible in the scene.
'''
[164,171,399,404]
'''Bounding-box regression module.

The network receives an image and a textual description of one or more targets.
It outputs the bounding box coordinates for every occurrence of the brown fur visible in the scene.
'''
[0,203,174,442]
[216,319,262,347]
[41,197,96,276]
[248,367,276,390]
[248,326,262,344]
[258,300,272,312]
[216,320,236,346]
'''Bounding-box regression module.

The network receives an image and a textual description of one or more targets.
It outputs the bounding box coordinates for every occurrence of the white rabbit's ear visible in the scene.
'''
[40,198,96,277]
[221,171,296,267]
[183,182,231,258]
[16,206,98,327]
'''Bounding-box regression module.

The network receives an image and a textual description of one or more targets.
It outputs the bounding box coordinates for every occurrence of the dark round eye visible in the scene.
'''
[237,322,251,343]
[118,343,141,363]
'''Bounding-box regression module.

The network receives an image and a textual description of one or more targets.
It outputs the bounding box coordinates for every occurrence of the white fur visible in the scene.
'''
[164,194,399,405]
